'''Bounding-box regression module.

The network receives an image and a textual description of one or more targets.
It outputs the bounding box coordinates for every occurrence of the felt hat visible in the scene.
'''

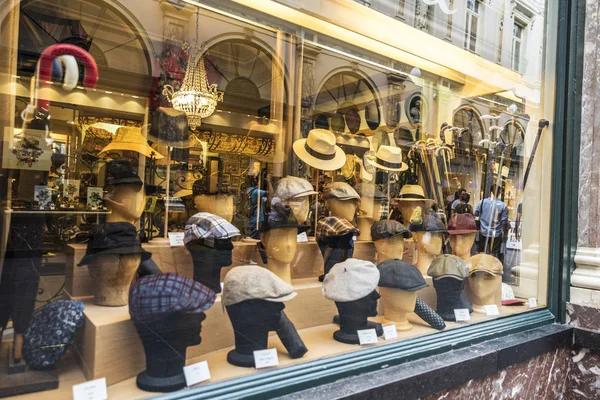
[104,159,143,189]
[99,126,165,159]
[129,273,216,323]
[370,220,411,242]
[222,265,297,306]
[22,300,85,370]
[184,212,240,245]
[293,129,346,171]
[367,145,408,172]
[325,181,360,201]
[274,176,317,201]
[394,126,415,147]
[317,216,360,238]
[469,253,503,276]
[78,222,151,266]
[409,213,448,235]
[148,107,190,149]
[378,259,427,291]
[322,258,379,302]
[428,254,469,280]
[263,199,310,233]
[448,213,478,234]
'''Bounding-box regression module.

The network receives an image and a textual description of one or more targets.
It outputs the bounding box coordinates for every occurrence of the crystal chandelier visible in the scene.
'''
[163,10,223,130]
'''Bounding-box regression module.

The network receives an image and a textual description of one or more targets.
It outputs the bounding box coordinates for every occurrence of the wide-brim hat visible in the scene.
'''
[469,253,503,276]
[274,176,317,201]
[293,129,346,171]
[367,145,408,172]
[378,259,427,291]
[396,184,432,202]
[322,258,379,302]
[99,126,165,159]
[147,107,190,149]
[428,254,469,280]
[222,265,297,306]
[448,213,478,234]
[78,222,151,266]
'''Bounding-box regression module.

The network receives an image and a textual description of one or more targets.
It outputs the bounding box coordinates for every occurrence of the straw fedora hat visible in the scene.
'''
[396,184,434,202]
[99,127,165,159]
[367,145,408,172]
[293,129,346,171]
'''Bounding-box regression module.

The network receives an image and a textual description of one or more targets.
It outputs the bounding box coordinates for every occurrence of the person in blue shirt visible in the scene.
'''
[474,184,509,259]
[245,170,272,239]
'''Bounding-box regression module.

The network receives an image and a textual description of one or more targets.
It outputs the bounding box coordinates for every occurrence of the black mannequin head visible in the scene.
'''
[185,239,233,293]
[333,290,381,344]
[432,278,472,321]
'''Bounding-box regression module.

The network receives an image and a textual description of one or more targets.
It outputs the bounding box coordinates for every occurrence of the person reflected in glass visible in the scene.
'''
[455,192,473,215]
[474,184,508,259]
[245,169,272,239]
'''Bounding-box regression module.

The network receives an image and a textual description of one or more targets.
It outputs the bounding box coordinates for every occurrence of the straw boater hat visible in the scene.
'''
[367,145,408,172]
[293,129,346,171]
[99,127,165,159]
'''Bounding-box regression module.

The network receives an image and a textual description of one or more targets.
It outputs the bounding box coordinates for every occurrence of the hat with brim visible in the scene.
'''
[409,214,448,235]
[322,258,379,302]
[222,265,297,306]
[274,176,317,201]
[104,159,143,189]
[448,213,478,235]
[293,129,346,171]
[428,254,469,280]
[325,181,360,201]
[147,107,190,149]
[99,126,165,159]
[367,145,408,172]
[370,220,411,242]
[378,259,427,291]
[469,253,503,276]
[395,184,434,202]
[78,222,151,266]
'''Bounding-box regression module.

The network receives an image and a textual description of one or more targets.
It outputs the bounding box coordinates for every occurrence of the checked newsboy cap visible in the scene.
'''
[377,259,428,291]
[222,265,297,306]
[370,220,412,242]
[129,273,216,323]
[322,258,380,302]
[184,212,241,245]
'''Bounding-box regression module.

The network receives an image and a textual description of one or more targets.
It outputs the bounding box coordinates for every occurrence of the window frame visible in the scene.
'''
[464,0,481,52]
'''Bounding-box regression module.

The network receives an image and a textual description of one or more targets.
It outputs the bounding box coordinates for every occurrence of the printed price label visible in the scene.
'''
[357,328,378,345]
[183,360,211,387]
[297,232,308,243]
[454,308,471,322]
[253,348,279,369]
[70,205,75,209]
[72,377,107,400]
[484,305,500,316]
[383,325,398,340]
[528,298,538,308]
[168,232,185,247]
[91,207,97,211]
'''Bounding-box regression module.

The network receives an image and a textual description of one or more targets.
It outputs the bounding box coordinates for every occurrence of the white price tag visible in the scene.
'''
[528,298,538,308]
[454,309,471,322]
[168,232,185,247]
[297,232,308,243]
[484,305,500,316]
[39,206,44,210]
[183,360,211,387]
[383,325,398,340]
[357,328,378,345]
[72,377,107,400]
[70,205,75,209]
[253,348,279,369]
[91,207,97,211]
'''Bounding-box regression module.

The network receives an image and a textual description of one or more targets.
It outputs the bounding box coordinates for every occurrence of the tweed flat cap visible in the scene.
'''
[184,212,240,244]
[409,213,448,235]
[23,300,85,370]
[129,273,216,323]
[317,216,360,238]
[263,199,310,233]
[371,220,411,242]
[428,254,469,280]
[274,176,317,200]
[325,182,360,201]
[377,259,427,291]
[322,258,380,302]
[222,265,297,306]
[470,253,503,276]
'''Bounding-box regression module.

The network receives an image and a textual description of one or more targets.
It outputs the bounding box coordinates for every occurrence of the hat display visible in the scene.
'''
[104,159,143,189]
[409,212,448,235]
[274,176,317,201]
[448,213,478,234]
[184,212,241,245]
[129,273,216,323]
[22,300,85,370]
[394,126,415,147]
[317,216,360,238]
[325,181,360,201]
[470,253,503,276]
[222,265,297,306]
[370,220,411,242]
[99,126,165,159]
[293,129,346,171]
[263,200,310,233]
[78,222,152,266]
[322,258,379,302]
[378,259,428,291]
[428,254,469,280]
[367,145,408,172]
[396,184,429,200]
[148,107,190,149]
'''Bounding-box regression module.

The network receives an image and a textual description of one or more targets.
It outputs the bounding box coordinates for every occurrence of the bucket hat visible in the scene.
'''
[129,273,216,323]
[378,259,427,291]
[469,253,503,276]
[325,181,360,201]
[367,145,408,172]
[148,107,190,149]
[184,212,240,245]
[99,126,164,159]
[104,159,143,188]
[78,222,151,266]
[448,213,478,234]
[428,254,469,280]
[370,220,411,242]
[293,129,346,171]
[274,176,317,201]
[322,258,379,302]
[263,200,310,233]
[222,265,297,306]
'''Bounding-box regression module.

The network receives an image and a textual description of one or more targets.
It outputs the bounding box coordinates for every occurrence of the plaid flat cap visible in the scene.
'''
[317,216,360,238]
[184,212,241,245]
[129,273,216,323]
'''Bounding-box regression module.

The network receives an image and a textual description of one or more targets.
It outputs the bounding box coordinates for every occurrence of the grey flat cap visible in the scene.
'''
[222,265,297,306]
[322,258,379,302]
[325,182,360,201]
[274,176,317,201]
[378,259,427,291]
[428,254,469,280]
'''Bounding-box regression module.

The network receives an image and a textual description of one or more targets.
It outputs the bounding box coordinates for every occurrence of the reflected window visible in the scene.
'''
[464,0,480,52]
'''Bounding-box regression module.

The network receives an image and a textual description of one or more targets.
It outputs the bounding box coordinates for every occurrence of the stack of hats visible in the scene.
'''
[322,259,379,302]
[370,220,412,242]
[263,200,309,233]
[184,212,241,246]
[273,176,317,201]
[222,265,297,306]
[78,222,151,266]
[448,213,478,234]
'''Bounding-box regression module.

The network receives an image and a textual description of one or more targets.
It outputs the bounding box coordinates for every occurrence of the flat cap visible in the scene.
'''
[184,212,240,244]
[222,265,297,306]
[322,258,379,302]
[263,199,309,233]
[378,259,427,291]
[371,220,411,242]
[274,176,317,201]
[409,213,448,235]
[317,216,360,238]
[469,253,503,276]
[325,182,360,201]
[129,273,216,323]
[428,254,469,280]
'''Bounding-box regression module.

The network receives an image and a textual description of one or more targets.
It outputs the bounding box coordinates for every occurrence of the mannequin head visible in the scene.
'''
[411,231,443,274]
[194,194,234,222]
[273,176,316,224]
[105,183,144,224]
[334,290,380,344]
[88,253,141,306]
[327,198,357,221]
[185,240,233,293]
[469,272,502,311]
[379,287,417,331]
[450,233,476,261]
[374,236,405,263]
[262,227,298,283]
[286,197,310,224]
